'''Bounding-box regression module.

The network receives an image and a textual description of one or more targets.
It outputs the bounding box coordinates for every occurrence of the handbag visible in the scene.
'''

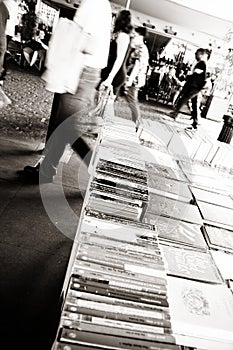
[41,17,94,94]
[78,86,112,136]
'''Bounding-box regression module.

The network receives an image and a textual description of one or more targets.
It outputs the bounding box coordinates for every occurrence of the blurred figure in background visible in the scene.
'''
[124,26,149,130]
[170,48,211,130]
[23,30,49,71]
[0,0,9,85]
[0,0,11,107]
[100,10,132,97]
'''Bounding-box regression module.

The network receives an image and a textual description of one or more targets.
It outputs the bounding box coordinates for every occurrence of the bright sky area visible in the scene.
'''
[170,0,233,22]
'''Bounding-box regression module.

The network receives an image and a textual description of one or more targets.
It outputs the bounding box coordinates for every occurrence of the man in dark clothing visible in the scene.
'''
[170,48,211,130]
[0,0,9,84]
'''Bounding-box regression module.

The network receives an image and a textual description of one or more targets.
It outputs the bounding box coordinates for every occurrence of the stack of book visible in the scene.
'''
[86,158,149,221]
[52,111,233,350]
[54,216,180,350]
[85,118,149,222]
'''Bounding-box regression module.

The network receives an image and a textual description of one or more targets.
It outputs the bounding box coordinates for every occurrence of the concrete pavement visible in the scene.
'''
[0,135,85,349]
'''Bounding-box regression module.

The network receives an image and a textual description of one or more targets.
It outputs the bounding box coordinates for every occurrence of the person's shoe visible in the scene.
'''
[135,120,140,132]
[18,168,53,184]
[185,126,197,131]
[23,164,40,173]
[169,111,178,120]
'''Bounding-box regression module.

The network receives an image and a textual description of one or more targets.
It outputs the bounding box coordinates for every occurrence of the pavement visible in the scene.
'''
[0,135,87,350]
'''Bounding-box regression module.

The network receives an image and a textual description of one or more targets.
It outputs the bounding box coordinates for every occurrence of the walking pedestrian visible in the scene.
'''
[0,0,11,107]
[100,10,133,97]
[170,48,211,130]
[19,0,112,184]
[124,26,149,130]
[0,0,9,84]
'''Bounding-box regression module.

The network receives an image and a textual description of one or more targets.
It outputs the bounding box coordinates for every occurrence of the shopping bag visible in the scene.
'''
[74,86,112,136]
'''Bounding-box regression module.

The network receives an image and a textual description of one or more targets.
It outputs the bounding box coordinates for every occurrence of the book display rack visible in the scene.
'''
[51,101,233,350]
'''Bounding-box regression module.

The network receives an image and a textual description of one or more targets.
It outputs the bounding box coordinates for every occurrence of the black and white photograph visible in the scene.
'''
[1,0,233,349]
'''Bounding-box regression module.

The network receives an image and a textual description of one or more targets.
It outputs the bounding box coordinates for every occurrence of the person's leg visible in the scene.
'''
[38,50,45,71]
[53,66,100,167]
[72,137,92,167]
[171,85,199,119]
[124,86,141,127]
[46,93,61,143]
[23,47,32,65]
[30,50,38,66]
[196,91,202,124]
[173,85,191,112]
[173,87,181,105]
[40,119,70,179]
[0,35,7,83]
[190,95,198,129]
[21,66,100,182]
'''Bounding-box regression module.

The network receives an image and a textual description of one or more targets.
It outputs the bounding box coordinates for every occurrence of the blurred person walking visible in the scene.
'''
[124,26,149,130]
[19,0,112,184]
[0,0,8,84]
[0,0,11,107]
[170,48,210,130]
[100,10,133,97]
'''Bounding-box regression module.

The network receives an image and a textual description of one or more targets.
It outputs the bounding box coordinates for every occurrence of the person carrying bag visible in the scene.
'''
[19,0,112,184]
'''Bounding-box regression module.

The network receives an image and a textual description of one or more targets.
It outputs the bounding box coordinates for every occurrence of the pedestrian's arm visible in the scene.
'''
[39,40,48,50]
[126,59,140,86]
[102,32,130,86]
[193,68,204,74]
[193,60,206,74]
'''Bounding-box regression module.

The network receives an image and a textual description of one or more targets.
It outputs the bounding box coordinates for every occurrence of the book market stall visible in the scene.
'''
[50,92,233,350]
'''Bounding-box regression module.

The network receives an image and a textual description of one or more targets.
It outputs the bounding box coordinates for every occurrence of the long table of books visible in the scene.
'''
[52,102,233,350]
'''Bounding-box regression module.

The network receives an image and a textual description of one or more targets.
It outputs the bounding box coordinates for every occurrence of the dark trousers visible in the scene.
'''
[40,66,100,177]
[0,35,6,79]
[174,83,201,128]
[124,85,140,124]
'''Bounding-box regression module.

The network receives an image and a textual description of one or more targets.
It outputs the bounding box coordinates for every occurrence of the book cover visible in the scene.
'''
[152,215,206,250]
[148,174,191,200]
[190,186,233,210]
[211,250,233,280]
[197,201,233,229]
[145,162,187,182]
[203,224,233,252]
[146,194,203,225]
[161,245,223,283]
[167,276,233,343]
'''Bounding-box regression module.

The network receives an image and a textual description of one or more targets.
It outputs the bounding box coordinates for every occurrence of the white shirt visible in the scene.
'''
[4,0,18,37]
[74,0,112,69]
